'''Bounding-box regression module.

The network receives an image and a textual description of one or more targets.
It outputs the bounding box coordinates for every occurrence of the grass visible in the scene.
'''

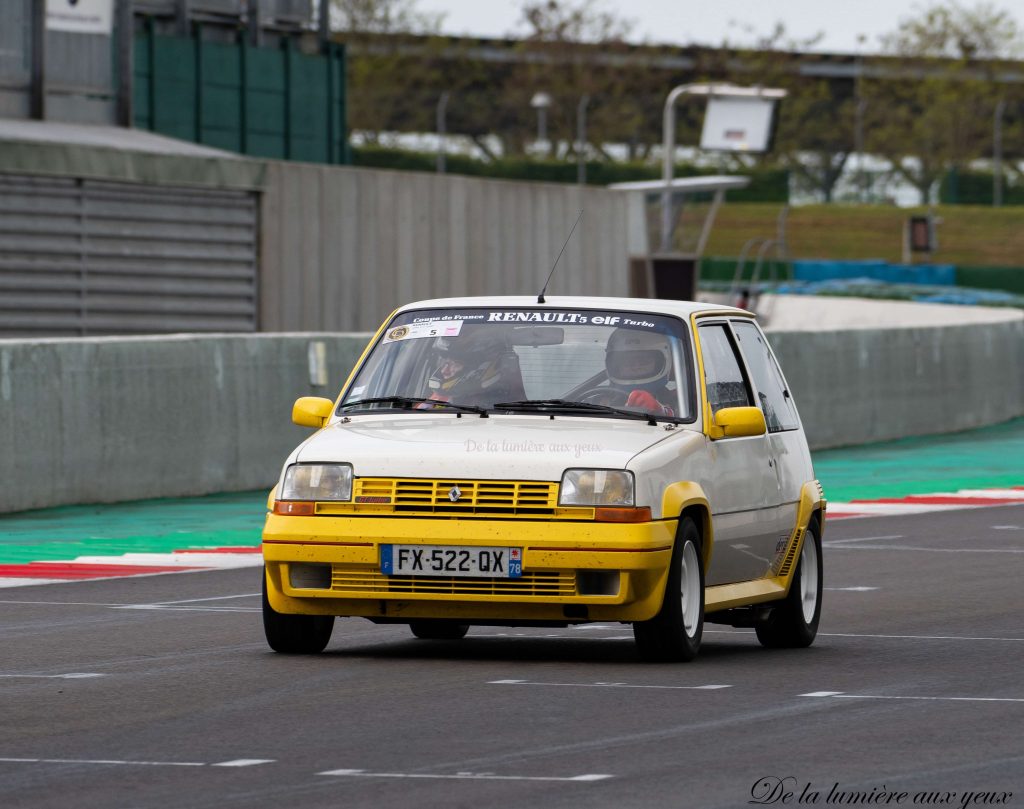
[705,203,1024,267]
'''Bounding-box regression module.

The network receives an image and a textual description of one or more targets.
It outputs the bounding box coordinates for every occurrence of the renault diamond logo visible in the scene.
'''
[448,485,462,502]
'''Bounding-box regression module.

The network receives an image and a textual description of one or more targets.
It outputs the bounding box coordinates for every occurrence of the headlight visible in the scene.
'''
[281,463,353,501]
[559,469,634,507]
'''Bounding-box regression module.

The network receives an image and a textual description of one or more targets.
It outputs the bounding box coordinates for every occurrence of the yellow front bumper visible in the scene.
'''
[262,514,677,623]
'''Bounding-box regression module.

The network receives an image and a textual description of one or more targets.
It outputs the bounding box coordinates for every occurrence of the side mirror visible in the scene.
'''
[712,406,767,439]
[292,396,335,429]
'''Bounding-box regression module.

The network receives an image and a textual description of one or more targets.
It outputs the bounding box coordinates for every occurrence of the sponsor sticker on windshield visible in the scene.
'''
[486,311,658,328]
[383,320,464,343]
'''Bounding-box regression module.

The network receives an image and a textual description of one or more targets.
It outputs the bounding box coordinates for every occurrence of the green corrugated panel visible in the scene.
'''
[151,36,197,141]
[331,45,348,164]
[244,45,286,158]
[289,50,329,163]
[200,40,242,151]
[132,28,152,130]
[132,28,348,165]
[955,265,1024,296]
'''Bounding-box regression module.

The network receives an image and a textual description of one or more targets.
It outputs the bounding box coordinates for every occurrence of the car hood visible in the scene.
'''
[294,414,681,480]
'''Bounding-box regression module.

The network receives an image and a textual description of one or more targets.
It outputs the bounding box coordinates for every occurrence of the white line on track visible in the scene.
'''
[0,757,275,768]
[824,544,1024,553]
[0,758,205,767]
[0,595,259,612]
[823,535,903,546]
[800,691,1024,703]
[824,587,879,591]
[147,593,260,605]
[819,632,1024,642]
[0,673,105,680]
[704,629,1024,642]
[318,768,613,782]
[489,679,731,690]
[112,605,259,613]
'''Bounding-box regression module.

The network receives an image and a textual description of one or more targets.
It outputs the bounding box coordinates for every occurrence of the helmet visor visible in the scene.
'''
[606,349,668,384]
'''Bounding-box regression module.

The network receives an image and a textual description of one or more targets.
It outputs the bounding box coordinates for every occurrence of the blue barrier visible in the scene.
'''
[793,260,956,286]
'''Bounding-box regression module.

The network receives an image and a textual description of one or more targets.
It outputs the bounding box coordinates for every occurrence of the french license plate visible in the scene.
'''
[381,545,522,578]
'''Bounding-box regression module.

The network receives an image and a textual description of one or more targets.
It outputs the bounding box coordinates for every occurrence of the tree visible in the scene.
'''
[331,0,443,34]
[866,2,1023,204]
[332,0,447,144]
[502,1,651,158]
[706,24,855,202]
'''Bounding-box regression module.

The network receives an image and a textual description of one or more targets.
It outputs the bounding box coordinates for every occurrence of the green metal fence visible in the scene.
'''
[134,26,347,164]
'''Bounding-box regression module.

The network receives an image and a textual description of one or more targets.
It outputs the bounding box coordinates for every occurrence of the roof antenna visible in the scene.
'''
[538,209,583,304]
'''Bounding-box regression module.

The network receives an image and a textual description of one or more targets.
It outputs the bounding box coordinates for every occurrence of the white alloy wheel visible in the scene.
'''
[799,535,820,625]
[680,539,702,637]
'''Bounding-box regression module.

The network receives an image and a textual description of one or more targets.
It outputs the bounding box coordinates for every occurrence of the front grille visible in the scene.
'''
[331,567,576,597]
[316,478,587,519]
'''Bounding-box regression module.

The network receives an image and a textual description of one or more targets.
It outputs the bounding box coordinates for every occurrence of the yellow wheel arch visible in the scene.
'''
[661,481,714,570]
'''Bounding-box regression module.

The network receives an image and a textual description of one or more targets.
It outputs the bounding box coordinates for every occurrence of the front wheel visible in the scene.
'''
[634,516,704,662]
[262,567,334,654]
[755,516,823,648]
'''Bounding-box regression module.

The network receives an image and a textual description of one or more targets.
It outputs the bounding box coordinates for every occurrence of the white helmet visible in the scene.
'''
[605,328,672,386]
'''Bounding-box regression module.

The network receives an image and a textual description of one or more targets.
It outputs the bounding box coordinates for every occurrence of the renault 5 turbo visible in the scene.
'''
[261,296,825,662]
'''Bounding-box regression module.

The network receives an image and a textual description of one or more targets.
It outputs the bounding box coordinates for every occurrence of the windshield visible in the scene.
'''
[340,307,697,421]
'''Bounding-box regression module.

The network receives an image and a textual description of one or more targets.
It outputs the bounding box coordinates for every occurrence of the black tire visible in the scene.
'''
[409,620,470,640]
[756,516,823,649]
[262,567,334,654]
[634,516,704,662]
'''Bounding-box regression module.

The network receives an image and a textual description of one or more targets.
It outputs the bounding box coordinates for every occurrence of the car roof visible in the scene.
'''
[394,295,751,319]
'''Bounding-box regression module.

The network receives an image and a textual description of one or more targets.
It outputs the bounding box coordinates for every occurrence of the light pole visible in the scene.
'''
[436,91,449,174]
[661,83,785,252]
[577,94,589,185]
[531,91,552,156]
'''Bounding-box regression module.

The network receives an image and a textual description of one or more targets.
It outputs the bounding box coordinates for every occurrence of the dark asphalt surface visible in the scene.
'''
[2,505,1022,809]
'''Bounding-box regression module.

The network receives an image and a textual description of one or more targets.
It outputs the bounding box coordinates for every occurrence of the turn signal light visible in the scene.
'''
[594,506,652,523]
[273,500,316,516]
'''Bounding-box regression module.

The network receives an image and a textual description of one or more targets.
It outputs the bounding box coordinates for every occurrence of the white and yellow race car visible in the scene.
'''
[262,296,825,662]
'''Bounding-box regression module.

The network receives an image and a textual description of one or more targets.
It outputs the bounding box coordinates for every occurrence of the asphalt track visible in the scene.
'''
[2,504,1022,809]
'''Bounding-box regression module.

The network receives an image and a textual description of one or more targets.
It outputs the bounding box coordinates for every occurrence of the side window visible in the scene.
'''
[732,320,800,432]
[698,324,753,414]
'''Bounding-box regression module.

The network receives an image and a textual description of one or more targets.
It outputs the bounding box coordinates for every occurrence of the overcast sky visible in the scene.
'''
[414,0,1023,54]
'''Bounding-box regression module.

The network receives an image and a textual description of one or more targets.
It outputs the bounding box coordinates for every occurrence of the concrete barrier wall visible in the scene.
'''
[2,316,1022,514]
[771,317,1024,449]
[259,163,631,332]
[0,334,369,514]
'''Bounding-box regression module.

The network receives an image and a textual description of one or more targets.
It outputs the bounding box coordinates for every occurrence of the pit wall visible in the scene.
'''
[2,317,1023,514]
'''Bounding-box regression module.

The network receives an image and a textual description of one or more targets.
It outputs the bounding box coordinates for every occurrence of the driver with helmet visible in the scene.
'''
[603,327,676,416]
[420,331,508,407]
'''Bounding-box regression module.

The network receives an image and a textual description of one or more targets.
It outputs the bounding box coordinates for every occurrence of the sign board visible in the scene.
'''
[46,0,114,35]
[700,96,777,153]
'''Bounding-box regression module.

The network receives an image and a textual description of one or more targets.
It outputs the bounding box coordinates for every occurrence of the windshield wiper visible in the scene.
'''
[493,398,664,425]
[339,396,489,415]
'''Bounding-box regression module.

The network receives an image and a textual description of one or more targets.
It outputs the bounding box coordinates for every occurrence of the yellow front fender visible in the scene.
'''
[661,481,714,570]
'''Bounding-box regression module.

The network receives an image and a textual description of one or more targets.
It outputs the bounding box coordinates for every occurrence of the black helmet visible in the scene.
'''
[429,330,505,395]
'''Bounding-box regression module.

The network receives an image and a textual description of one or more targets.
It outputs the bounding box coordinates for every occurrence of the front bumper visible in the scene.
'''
[262,514,676,623]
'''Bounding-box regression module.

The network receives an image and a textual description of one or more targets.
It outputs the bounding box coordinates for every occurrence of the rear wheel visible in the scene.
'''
[634,516,704,662]
[262,567,334,654]
[755,516,823,648]
[409,620,470,640]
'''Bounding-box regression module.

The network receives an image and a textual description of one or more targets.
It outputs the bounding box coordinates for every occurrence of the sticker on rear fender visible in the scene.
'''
[381,545,523,578]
